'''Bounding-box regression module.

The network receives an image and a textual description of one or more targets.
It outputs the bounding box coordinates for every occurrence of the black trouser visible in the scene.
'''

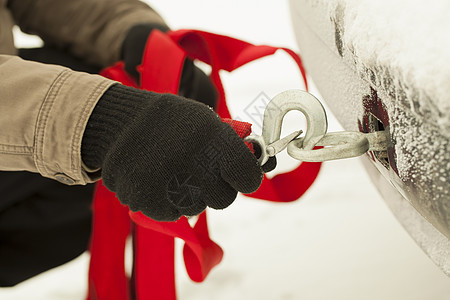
[0,48,102,287]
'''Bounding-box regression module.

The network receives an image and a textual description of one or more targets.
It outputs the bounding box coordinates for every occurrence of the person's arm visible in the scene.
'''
[0,55,264,221]
[4,0,267,221]
[0,55,114,183]
[7,0,167,67]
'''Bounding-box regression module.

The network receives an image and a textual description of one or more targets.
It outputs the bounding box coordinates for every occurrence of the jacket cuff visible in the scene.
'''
[34,69,115,185]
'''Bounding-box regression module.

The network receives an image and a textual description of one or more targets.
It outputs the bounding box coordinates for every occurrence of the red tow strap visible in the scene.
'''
[88,29,321,300]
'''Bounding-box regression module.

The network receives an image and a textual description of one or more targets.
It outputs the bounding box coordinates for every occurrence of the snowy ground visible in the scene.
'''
[1,1,449,299]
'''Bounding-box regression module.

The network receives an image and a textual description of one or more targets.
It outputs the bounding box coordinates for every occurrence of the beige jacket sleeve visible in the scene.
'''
[0,55,115,184]
[8,0,167,67]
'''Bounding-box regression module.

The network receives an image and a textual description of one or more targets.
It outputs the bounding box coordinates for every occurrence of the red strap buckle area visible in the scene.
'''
[88,29,322,300]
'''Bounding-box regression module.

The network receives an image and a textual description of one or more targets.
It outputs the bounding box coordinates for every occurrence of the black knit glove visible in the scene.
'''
[82,84,263,221]
[122,24,218,109]
[122,24,276,173]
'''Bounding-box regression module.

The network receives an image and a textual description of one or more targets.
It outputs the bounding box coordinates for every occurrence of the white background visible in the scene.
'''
[1,1,449,299]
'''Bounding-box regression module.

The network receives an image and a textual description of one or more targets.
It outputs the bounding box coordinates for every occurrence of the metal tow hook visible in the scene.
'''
[244,90,328,165]
[244,90,388,164]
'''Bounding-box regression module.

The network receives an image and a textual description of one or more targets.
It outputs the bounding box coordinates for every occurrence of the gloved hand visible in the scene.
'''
[121,24,276,173]
[82,84,263,221]
[122,24,218,109]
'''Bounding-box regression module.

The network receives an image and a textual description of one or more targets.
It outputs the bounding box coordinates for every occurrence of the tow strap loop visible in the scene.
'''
[88,29,322,300]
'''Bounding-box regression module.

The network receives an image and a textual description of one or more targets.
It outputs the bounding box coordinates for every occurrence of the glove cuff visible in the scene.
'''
[81,84,153,169]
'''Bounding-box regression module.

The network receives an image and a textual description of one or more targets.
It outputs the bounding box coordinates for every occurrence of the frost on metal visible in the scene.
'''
[292,0,449,273]
[330,0,450,127]
[318,0,450,237]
